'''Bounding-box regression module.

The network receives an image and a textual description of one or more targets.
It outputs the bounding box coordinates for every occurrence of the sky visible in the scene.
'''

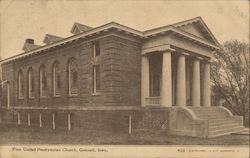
[0,0,249,59]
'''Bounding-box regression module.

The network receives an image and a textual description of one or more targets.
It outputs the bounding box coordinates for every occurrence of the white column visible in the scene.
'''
[192,58,201,107]
[141,55,150,107]
[161,50,173,107]
[176,53,187,106]
[203,62,211,107]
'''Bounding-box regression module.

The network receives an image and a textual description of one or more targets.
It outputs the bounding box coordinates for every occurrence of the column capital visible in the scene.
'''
[193,56,212,63]
[179,51,189,56]
[203,59,212,64]
[197,56,204,60]
[191,56,203,62]
[164,48,176,53]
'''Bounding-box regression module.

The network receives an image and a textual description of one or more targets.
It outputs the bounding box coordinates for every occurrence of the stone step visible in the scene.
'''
[209,119,237,125]
[189,107,220,111]
[198,116,227,119]
[193,111,222,115]
[195,111,225,116]
[196,112,228,117]
[191,110,221,113]
[209,126,245,137]
[209,122,240,130]
[192,110,223,115]
[231,128,250,135]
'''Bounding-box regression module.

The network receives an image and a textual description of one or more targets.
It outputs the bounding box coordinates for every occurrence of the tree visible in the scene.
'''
[211,40,249,117]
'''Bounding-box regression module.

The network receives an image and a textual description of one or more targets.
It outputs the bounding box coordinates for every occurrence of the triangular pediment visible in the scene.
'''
[43,34,63,44]
[173,17,219,46]
[70,23,93,34]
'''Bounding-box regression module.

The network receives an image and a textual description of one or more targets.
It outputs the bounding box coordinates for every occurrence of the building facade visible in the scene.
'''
[0,17,244,137]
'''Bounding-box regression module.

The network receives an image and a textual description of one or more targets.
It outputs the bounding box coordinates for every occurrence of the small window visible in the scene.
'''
[68,58,78,95]
[92,42,100,57]
[28,68,34,98]
[72,71,78,88]
[18,70,24,98]
[57,74,61,89]
[92,65,101,94]
[39,66,47,97]
[31,78,34,92]
[52,62,61,96]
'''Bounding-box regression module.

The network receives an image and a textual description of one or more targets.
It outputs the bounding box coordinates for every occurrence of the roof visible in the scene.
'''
[22,43,41,52]
[145,16,220,46]
[2,17,220,64]
[43,34,63,44]
[70,22,93,34]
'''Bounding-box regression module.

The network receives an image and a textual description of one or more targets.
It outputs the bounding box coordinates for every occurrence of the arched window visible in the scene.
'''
[18,70,24,98]
[68,58,78,95]
[39,65,47,97]
[52,62,61,96]
[27,68,34,98]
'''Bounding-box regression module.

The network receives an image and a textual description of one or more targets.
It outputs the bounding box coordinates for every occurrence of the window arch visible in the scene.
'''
[27,68,34,98]
[52,61,61,96]
[68,58,78,95]
[39,65,47,97]
[18,70,24,98]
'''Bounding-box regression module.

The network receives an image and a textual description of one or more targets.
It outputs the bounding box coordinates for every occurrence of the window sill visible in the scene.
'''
[39,96,48,99]
[69,94,79,97]
[28,97,35,99]
[92,92,101,96]
[18,97,24,100]
[53,95,61,98]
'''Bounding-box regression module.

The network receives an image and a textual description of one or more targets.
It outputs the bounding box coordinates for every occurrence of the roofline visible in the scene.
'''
[172,16,201,27]
[196,17,220,46]
[42,34,63,43]
[70,22,93,34]
[145,16,220,47]
[2,22,143,64]
[173,16,220,46]
[1,19,220,64]
[144,25,220,50]
[144,17,201,33]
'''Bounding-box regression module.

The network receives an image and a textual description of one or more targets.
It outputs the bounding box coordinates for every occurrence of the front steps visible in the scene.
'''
[168,106,244,138]
[231,128,250,135]
[188,106,245,137]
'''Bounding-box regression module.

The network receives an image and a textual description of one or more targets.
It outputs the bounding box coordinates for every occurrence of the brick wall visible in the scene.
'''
[1,33,141,108]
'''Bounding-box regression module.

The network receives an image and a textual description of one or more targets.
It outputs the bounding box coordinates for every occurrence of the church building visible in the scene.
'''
[0,17,244,137]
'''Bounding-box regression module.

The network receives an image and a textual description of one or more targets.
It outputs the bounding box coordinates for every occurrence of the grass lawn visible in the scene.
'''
[0,125,249,145]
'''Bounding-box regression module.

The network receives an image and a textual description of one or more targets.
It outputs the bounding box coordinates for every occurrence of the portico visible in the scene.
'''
[141,46,211,108]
